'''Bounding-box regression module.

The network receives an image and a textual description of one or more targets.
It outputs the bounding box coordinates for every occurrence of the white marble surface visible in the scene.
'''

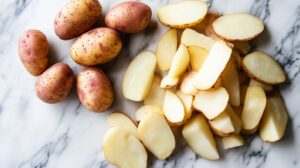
[0,0,300,167]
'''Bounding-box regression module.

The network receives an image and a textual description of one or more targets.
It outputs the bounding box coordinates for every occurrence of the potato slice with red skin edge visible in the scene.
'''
[193,87,229,120]
[212,13,264,41]
[179,71,198,95]
[259,95,288,142]
[249,79,273,92]
[122,51,156,101]
[181,29,215,51]
[176,90,193,121]
[242,51,286,84]
[144,75,166,107]
[156,29,178,71]
[188,46,208,71]
[241,86,267,132]
[182,115,219,160]
[163,91,185,125]
[233,41,251,55]
[222,134,244,149]
[108,112,137,137]
[103,127,147,168]
[193,41,232,90]
[138,112,175,160]
[135,105,163,122]
[157,0,208,29]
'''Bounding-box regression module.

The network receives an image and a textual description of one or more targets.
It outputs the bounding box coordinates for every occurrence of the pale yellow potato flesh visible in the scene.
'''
[103,127,147,168]
[160,75,179,89]
[176,90,194,121]
[122,51,156,101]
[156,29,178,71]
[240,85,248,105]
[179,71,199,95]
[163,90,185,125]
[226,104,242,134]
[108,112,137,137]
[138,112,175,160]
[188,46,208,71]
[181,28,215,51]
[249,79,273,92]
[182,115,219,160]
[135,105,164,122]
[144,75,166,107]
[222,134,244,149]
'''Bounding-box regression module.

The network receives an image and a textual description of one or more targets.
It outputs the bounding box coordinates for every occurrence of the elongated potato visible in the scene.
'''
[144,75,165,107]
[188,46,208,71]
[108,113,137,137]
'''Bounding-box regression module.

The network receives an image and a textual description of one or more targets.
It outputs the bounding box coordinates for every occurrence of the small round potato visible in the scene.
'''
[18,29,48,76]
[105,1,152,33]
[54,0,102,40]
[70,27,122,66]
[77,68,113,112]
[35,63,74,104]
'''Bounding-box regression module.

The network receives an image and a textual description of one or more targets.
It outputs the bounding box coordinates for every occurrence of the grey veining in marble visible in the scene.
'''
[0,0,300,168]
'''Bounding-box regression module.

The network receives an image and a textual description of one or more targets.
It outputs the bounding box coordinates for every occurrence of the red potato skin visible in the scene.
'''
[18,29,48,76]
[54,0,102,40]
[77,68,113,112]
[105,1,152,33]
[35,63,74,104]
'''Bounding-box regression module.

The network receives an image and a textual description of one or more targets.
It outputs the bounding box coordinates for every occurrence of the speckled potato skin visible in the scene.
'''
[77,68,113,112]
[18,29,48,76]
[35,63,74,104]
[54,0,102,40]
[105,1,152,33]
[70,27,122,66]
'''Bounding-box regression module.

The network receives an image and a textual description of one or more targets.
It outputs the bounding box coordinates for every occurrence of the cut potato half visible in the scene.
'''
[122,51,156,101]
[135,105,164,122]
[163,91,185,125]
[182,115,219,160]
[157,0,208,29]
[181,29,215,50]
[108,113,137,137]
[222,134,244,149]
[212,13,264,41]
[249,79,273,92]
[176,90,194,121]
[242,51,286,84]
[103,127,147,168]
[188,46,208,71]
[144,75,166,107]
[179,71,199,95]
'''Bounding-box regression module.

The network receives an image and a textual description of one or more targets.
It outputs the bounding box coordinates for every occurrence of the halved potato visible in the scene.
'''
[233,41,251,55]
[242,51,286,84]
[157,0,208,29]
[138,112,175,160]
[103,127,147,168]
[241,86,267,132]
[212,13,264,41]
[179,71,199,95]
[163,90,185,125]
[176,90,194,121]
[122,51,156,101]
[181,28,215,50]
[193,87,229,120]
[222,134,244,149]
[156,29,178,71]
[182,114,219,160]
[108,112,137,137]
[249,79,273,92]
[188,46,208,71]
[144,75,166,107]
[135,105,164,122]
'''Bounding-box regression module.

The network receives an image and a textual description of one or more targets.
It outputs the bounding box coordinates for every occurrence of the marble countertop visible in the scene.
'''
[1,0,300,167]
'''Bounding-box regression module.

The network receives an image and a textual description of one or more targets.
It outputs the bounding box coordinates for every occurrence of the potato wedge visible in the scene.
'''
[138,112,175,160]
[242,51,286,84]
[122,51,156,101]
[182,115,219,160]
[163,91,185,125]
[135,105,164,122]
[181,28,215,51]
[103,127,147,168]
[212,13,264,41]
[188,46,208,71]
[249,79,273,92]
[240,85,248,105]
[241,86,267,132]
[144,75,166,107]
[156,29,178,71]
[157,0,208,29]
[222,134,244,149]
[179,71,199,95]
[176,90,193,121]
[108,113,137,137]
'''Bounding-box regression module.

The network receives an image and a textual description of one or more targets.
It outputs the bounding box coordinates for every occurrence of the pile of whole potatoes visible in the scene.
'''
[18,0,152,112]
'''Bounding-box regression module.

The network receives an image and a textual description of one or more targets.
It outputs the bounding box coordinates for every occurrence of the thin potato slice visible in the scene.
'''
[108,112,137,137]
[188,46,208,71]
[222,134,244,149]
[144,75,166,107]
[242,51,286,84]
[212,13,264,41]
[135,105,164,122]
[249,79,273,92]
[157,1,208,29]
[176,90,194,121]
[163,91,185,125]
[179,71,199,95]
[181,28,215,51]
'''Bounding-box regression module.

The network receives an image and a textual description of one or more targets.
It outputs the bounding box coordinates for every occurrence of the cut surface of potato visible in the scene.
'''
[176,90,194,121]
[242,51,286,84]
[193,87,229,120]
[122,51,156,101]
[212,13,264,41]
[156,29,178,71]
[157,0,208,29]
[249,79,273,92]
[222,134,244,149]
[160,76,179,89]
[138,112,175,160]
[241,86,267,132]
[108,113,137,137]
[135,105,163,122]
[103,127,147,168]
[182,115,219,160]
[144,75,166,107]
[259,95,288,142]
[188,46,208,71]
[193,41,232,90]
[163,91,185,125]
[179,71,199,95]
[181,28,215,51]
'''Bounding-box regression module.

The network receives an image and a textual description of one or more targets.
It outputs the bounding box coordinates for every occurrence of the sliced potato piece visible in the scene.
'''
[144,75,166,107]
[103,127,147,168]
[163,90,185,125]
[193,87,229,120]
[242,51,286,84]
[122,51,156,101]
[241,86,267,132]
[157,0,208,29]
[222,134,244,149]
[108,113,137,137]
[259,94,288,142]
[138,112,175,160]
[240,85,248,105]
[188,46,208,71]
[212,13,264,41]
[179,71,198,95]
[181,28,215,50]
[182,115,219,160]
[193,41,232,90]
[156,29,178,71]
[233,41,251,55]
[227,104,242,134]
[135,105,164,122]
[176,90,194,121]
[160,76,179,89]
[249,79,273,92]
[239,71,250,85]
[203,12,221,39]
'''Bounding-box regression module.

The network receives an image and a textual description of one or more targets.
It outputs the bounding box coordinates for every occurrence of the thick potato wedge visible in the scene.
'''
[144,75,166,107]
[157,1,208,29]
[249,79,273,92]
[179,71,199,95]
[122,51,156,101]
[212,13,264,41]
[181,29,215,51]
[182,115,219,160]
[108,113,137,137]
[163,91,185,125]
[242,51,286,84]
[188,46,208,71]
[222,134,244,149]
[176,90,194,121]
[138,112,175,160]
[156,29,178,71]
[135,105,164,122]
